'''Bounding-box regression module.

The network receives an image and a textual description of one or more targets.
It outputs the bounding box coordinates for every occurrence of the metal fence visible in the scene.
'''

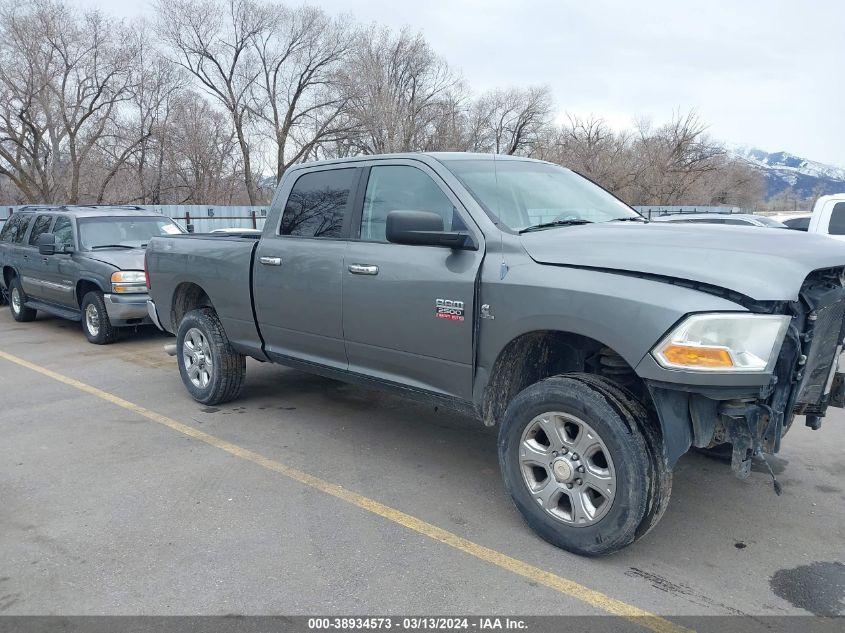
[632,205,752,219]
[0,204,269,233]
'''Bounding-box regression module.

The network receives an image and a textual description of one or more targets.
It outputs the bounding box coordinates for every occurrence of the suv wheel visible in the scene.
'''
[498,374,671,556]
[81,291,117,344]
[8,276,37,322]
[176,308,246,405]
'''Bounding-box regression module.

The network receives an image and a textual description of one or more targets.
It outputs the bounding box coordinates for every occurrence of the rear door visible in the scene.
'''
[252,166,361,370]
[342,161,484,400]
[7,214,39,297]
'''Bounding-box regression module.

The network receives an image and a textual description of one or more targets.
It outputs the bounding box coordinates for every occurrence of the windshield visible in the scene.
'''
[754,216,788,228]
[442,159,641,232]
[78,217,184,250]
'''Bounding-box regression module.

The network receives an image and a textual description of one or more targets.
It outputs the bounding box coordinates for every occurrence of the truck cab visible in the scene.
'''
[806,193,845,241]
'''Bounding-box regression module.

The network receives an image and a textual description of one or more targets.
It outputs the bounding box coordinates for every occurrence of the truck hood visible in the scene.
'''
[520,223,845,301]
[83,248,145,271]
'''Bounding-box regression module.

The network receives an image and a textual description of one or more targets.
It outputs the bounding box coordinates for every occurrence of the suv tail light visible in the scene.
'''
[144,253,151,290]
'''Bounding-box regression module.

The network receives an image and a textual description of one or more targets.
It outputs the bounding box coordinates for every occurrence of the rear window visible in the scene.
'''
[785,217,810,231]
[828,203,845,235]
[2,213,34,243]
[0,214,19,242]
[280,168,358,238]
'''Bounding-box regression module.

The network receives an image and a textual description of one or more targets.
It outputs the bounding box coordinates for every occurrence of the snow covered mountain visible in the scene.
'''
[729,146,845,200]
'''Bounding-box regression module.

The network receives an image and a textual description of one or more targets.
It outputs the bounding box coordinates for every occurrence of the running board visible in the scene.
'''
[24,299,82,322]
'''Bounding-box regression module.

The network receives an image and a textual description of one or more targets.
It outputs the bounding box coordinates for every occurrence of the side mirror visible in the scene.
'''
[186,223,195,233]
[37,233,56,256]
[385,211,476,250]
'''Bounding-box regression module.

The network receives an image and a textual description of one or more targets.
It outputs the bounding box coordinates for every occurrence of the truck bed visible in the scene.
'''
[146,234,262,356]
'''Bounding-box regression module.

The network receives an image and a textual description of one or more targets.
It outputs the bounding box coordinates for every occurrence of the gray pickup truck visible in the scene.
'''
[0,205,184,344]
[146,153,845,556]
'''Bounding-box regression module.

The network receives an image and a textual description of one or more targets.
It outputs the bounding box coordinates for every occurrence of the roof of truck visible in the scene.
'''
[285,152,546,172]
[14,205,165,218]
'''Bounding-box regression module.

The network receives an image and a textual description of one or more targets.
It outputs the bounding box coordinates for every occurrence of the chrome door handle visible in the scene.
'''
[259,256,282,266]
[348,263,379,275]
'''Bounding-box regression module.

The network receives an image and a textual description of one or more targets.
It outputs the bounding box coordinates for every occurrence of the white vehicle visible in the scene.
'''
[806,194,845,241]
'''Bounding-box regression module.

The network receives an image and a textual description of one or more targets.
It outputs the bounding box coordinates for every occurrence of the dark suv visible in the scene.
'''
[0,205,184,344]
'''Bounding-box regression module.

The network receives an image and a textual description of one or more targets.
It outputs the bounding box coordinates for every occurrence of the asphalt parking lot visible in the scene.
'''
[1,309,844,629]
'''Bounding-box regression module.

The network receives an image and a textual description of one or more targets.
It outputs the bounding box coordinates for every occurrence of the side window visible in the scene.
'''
[10,214,33,244]
[280,168,358,238]
[0,214,21,242]
[28,215,54,245]
[53,216,74,248]
[828,202,845,235]
[360,165,462,242]
[723,218,748,225]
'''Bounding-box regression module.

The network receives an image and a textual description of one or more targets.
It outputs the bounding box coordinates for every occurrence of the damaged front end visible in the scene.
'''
[646,267,845,491]
[719,268,845,482]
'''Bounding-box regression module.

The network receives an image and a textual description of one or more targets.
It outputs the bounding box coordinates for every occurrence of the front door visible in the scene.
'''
[342,162,483,401]
[39,215,79,307]
[252,166,361,370]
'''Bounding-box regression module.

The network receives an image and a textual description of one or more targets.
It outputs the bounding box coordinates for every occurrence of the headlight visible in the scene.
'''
[111,271,147,294]
[653,313,791,373]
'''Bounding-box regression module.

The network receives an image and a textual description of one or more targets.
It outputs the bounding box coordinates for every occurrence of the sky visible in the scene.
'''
[75,0,845,166]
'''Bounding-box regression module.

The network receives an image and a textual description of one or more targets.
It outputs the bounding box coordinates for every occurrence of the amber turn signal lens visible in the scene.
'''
[660,344,733,368]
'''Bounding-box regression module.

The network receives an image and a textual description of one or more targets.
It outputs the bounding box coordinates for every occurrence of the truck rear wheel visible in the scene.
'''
[498,374,671,556]
[9,276,37,322]
[176,308,246,405]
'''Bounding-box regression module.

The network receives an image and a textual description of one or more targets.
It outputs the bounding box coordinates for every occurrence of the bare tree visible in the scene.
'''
[157,0,275,204]
[252,5,354,182]
[165,91,242,204]
[467,86,552,155]
[95,26,182,203]
[0,0,140,202]
[340,26,463,154]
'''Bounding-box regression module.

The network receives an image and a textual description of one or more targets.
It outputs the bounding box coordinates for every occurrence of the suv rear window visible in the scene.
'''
[2,213,34,243]
[280,168,358,238]
[0,215,19,242]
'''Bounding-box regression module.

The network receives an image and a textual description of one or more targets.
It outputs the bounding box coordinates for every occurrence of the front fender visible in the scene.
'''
[476,263,750,385]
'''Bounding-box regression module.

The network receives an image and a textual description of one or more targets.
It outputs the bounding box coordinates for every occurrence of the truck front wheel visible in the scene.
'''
[498,374,671,556]
[176,308,246,405]
[81,291,117,345]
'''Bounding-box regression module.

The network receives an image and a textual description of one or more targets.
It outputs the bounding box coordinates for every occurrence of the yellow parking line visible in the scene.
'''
[0,348,691,633]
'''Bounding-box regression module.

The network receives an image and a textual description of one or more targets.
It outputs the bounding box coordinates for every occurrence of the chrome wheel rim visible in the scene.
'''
[519,411,616,527]
[183,328,213,389]
[11,287,21,314]
[85,303,100,336]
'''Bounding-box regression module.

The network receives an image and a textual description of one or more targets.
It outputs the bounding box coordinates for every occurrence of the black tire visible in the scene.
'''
[498,374,671,556]
[176,308,246,405]
[8,276,37,322]
[570,374,672,541]
[81,291,118,344]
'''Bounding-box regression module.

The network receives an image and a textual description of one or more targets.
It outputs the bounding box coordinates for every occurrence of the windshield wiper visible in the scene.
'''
[90,244,137,250]
[607,216,647,222]
[518,219,593,234]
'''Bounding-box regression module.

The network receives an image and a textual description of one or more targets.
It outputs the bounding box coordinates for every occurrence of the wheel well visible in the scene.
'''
[482,330,649,427]
[3,266,16,287]
[76,280,102,306]
[171,282,213,327]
